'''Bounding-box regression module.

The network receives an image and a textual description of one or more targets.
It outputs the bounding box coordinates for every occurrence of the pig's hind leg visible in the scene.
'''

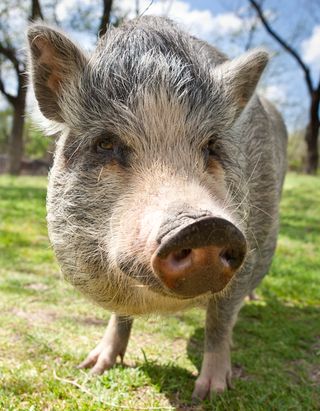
[78,314,133,374]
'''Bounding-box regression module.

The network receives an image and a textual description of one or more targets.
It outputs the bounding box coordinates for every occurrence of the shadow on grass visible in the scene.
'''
[139,361,196,408]
[1,294,319,410]
[140,297,320,410]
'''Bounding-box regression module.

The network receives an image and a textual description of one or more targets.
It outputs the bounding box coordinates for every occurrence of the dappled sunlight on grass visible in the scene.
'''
[0,174,319,410]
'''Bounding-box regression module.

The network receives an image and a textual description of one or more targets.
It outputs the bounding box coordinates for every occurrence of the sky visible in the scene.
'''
[1,0,320,132]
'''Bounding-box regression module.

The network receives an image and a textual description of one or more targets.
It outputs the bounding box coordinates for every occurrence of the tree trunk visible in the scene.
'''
[1,1,44,175]
[7,97,26,175]
[304,91,320,174]
[98,0,113,37]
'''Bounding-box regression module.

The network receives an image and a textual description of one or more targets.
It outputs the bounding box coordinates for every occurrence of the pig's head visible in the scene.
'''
[27,17,268,314]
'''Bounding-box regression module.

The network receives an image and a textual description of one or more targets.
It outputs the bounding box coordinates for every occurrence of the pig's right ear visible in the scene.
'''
[213,49,269,121]
[27,24,88,123]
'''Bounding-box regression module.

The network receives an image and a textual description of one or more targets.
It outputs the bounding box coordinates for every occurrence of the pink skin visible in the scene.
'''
[78,314,132,375]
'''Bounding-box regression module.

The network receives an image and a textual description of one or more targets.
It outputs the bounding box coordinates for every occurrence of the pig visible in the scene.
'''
[27,16,287,399]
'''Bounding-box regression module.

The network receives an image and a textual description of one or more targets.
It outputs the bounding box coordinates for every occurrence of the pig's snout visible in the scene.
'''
[151,217,247,297]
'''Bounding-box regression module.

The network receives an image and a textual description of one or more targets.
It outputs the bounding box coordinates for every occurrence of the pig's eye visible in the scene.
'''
[94,136,131,167]
[96,138,114,152]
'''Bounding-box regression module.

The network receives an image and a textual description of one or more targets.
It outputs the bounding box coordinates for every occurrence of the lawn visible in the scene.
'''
[0,173,319,411]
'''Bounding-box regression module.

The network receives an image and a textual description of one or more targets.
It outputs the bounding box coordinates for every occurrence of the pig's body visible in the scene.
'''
[28,16,287,399]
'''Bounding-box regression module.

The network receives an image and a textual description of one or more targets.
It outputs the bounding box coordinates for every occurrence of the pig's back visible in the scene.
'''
[237,94,287,254]
[259,96,288,192]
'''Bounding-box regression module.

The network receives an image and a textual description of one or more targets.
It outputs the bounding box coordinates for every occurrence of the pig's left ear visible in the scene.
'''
[214,49,269,120]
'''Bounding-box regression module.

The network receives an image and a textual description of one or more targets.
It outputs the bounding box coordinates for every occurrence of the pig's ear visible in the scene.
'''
[27,24,88,123]
[214,49,269,119]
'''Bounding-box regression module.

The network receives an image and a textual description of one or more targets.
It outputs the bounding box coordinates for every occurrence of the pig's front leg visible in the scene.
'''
[192,297,240,400]
[78,314,133,375]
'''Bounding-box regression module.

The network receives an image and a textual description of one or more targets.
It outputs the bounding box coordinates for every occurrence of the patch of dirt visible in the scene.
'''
[170,337,188,356]
[311,336,320,354]
[175,403,203,411]
[134,385,172,407]
[309,336,320,386]
[169,391,200,411]
[310,365,320,385]
[232,363,250,380]
[131,332,158,347]
[287,356,320,386]
[25,282,49,291]
[286,359,307,384]
[76,316,106,326]
[12,308,57,325]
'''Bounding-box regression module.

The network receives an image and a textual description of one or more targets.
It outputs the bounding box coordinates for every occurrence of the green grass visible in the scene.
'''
[0,173,319,410]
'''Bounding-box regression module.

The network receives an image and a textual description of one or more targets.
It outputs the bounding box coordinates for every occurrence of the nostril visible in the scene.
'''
[220,248,236,267]
[172,248,192,262]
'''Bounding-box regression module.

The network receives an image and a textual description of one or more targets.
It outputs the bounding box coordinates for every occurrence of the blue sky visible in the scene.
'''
[112,0,319,131]
[138,0,320,131]
[1,0,319,132]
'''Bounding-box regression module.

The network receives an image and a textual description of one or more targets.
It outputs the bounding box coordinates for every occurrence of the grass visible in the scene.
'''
[0,173,319,411]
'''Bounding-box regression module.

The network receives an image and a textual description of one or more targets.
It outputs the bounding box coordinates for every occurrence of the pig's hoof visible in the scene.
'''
[245,291,260,301]
[78,345,121,375]
[191,370,232,400]
[78,315,132,375]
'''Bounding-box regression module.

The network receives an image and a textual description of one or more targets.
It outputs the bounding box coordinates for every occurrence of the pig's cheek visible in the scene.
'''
[136,209,164,256]
[110,207,162,265]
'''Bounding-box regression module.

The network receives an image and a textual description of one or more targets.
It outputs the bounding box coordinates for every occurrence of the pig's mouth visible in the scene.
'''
[117,258,167,294]
[118,216,247,300]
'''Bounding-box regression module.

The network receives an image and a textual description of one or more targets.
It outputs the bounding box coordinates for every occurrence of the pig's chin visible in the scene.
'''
[117,257,223,301]
[61,260,216,315]
[117,258,183,299]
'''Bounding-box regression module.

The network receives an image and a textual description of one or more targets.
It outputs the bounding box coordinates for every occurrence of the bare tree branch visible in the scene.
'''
[0,44,20,73]
[249,0,314,94]
[135,0,140,17]
[0,0,45,175]
[245,15,258,51]
[98,0,113,37]
[0,75,17,105]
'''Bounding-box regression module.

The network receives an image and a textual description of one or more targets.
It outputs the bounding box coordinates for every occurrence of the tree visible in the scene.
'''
[249,0,320,174]
[99,0,113,37]
[0,0,115,175]
[0,0,43,175]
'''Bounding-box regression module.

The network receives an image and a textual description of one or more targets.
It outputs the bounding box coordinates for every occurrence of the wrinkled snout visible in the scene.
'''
[151,217,247,298]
